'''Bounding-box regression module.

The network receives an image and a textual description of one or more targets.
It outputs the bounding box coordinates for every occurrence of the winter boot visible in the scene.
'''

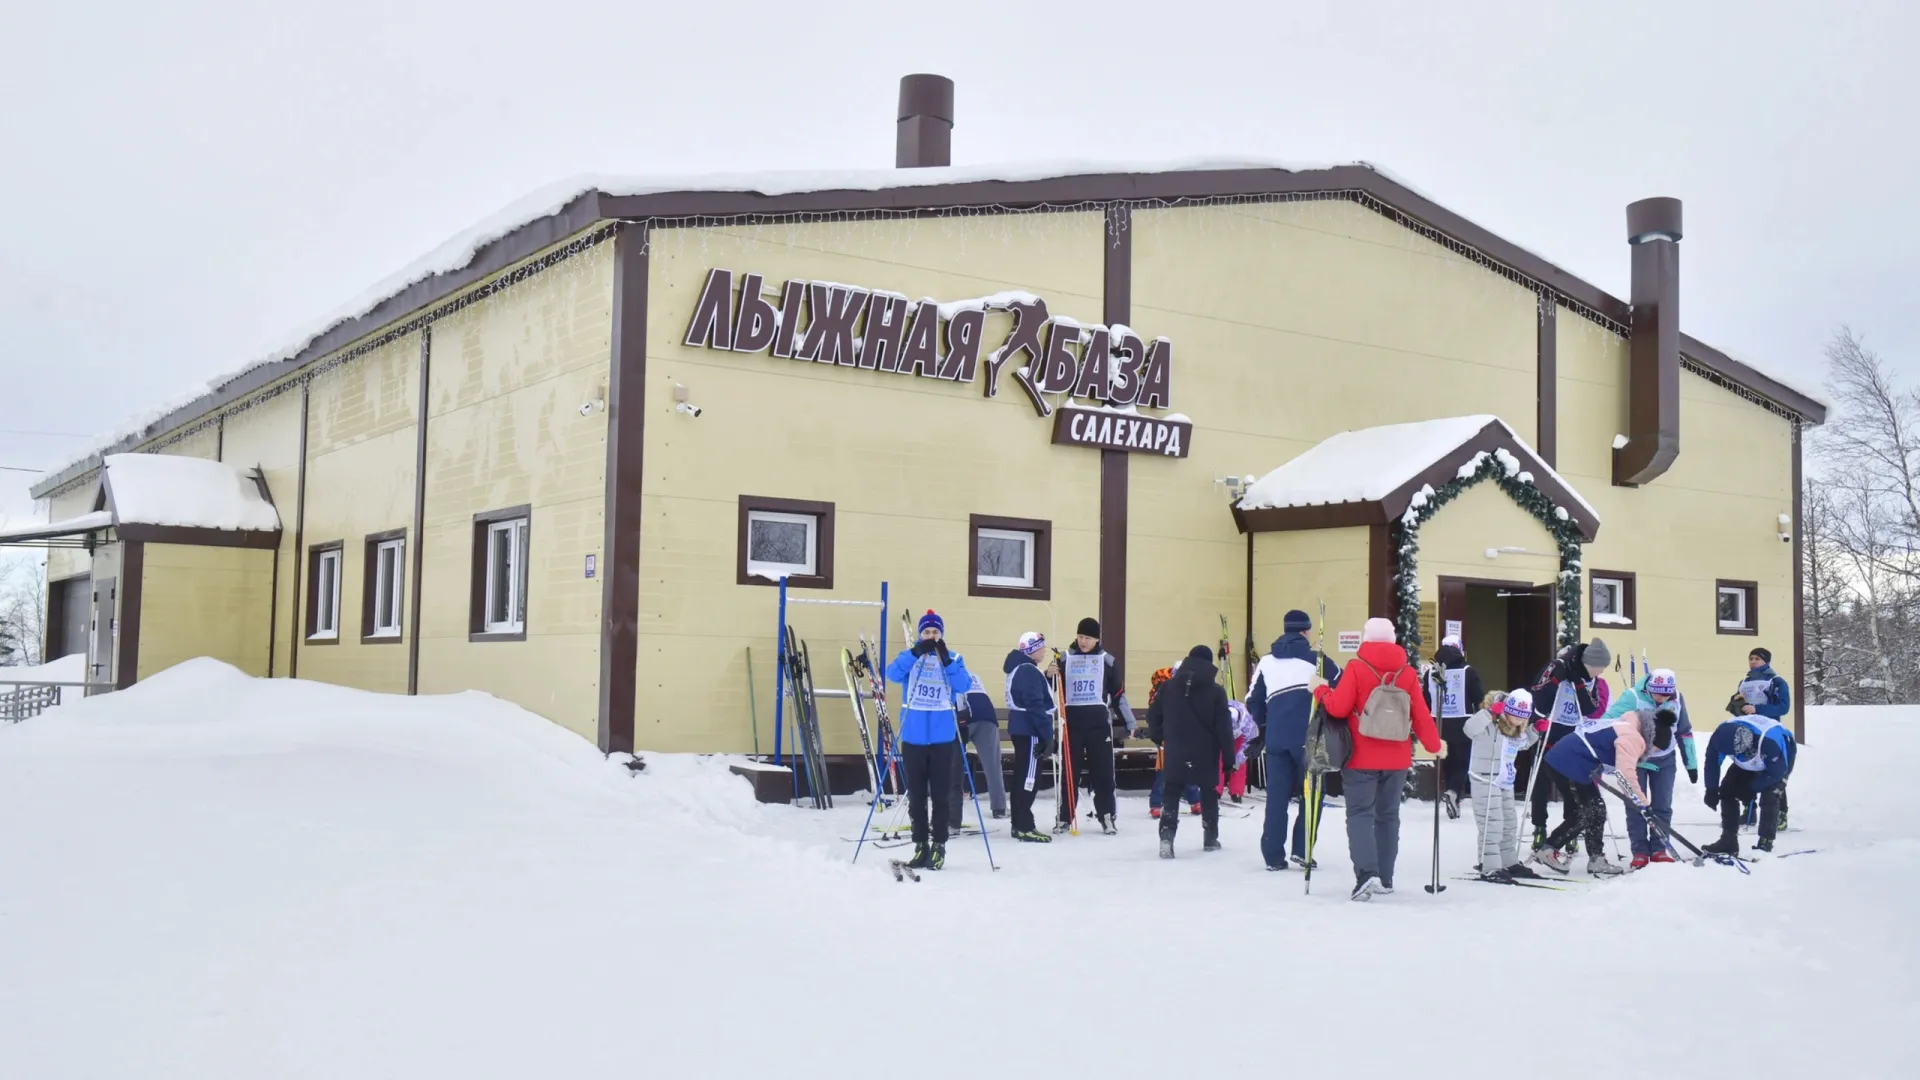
[1479,867,1515,884]
[1230,792,1244,804]
[1532,847,1573,875]
[1052,817,1070,834]
[1289,854,1318,870]
[1098,813,1117,835]
[1587,854,1625,877]
[1531,824,1548,850]
[1566,836,1580,856]
[906,843,933,869]
[1648,849,1676,864]
[1013,829,1052,843]
[1203,826,1221,852]
[1159,835,1175,859]
[1630,853,1650,870]
[1189,803,1202,816]
[1443,791,1461,820]
[1377,880,1394,895]
[1754,837,1774,855]
[1506,862,1545,880]
[1350,876,1381,902]
[992,809,1006,819]
[1702,834,1740,857]
[1266,861,1289,872]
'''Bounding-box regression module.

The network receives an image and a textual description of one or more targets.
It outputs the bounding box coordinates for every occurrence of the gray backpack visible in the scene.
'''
[1354,658,1414,741]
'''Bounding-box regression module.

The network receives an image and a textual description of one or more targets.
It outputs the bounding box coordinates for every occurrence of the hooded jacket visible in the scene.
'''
[1002,649,1056,741]
[1425,643,1485,719]
[885,648,974,745]
[1246,632,1341,750]
[1315,640,1442,771]
[1737,664,1792,721]
[1704,715,1797,797]
[1530,643,1611,727]
[1146,648,1235,781]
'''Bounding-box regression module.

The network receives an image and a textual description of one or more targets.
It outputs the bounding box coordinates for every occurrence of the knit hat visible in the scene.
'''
[1017,631,1046,656]
[1584,637,1612,670]
[1076,617,1101,638]
[1750,647,1772,665]
[1186,644,1215,665]
[1283,609,1312,633]
[917,610,944,636]
[1503,688,1534,721]
[1647,668,1677,697]
[1361,617,1396,644]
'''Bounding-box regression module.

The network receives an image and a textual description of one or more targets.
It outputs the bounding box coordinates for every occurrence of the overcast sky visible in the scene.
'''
[1,0,1912,526]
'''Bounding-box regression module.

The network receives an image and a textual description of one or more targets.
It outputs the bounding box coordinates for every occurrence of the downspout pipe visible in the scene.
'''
[1615,197,1683,486]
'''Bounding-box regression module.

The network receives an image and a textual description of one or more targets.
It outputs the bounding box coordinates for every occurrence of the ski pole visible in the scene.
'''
[747,646,761,757]
[1303,596,1329,896]
[962,731,999,870]
[1424,748,1446,894]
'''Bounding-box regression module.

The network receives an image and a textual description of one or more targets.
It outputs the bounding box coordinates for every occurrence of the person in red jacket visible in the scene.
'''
[1314,617,1444,901]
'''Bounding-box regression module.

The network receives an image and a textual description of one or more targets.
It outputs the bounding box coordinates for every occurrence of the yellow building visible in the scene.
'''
[22,76,1823,765]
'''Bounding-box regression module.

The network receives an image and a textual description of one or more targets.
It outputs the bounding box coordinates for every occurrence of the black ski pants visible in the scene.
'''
[902,740,958,847]
[1544,773,1606,857]
[1719,770,1783,844]
[1439,716,1473,797]
[1056,717,1117,824]
[1010,734,1044,834]
[1158,759,1220,847]
[1529,724,1576,830]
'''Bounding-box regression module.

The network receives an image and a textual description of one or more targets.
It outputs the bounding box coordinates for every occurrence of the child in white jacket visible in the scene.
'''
[1465,689,1547,883]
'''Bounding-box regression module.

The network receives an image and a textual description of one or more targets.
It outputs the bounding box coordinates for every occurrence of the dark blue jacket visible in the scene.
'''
[1003,649,1056,740]
[1704,717,1797,797]
[1246,632,1340,750]
[1737,664,1792,721]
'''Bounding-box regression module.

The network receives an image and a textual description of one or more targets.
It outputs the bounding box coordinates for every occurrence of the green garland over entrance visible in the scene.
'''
[1391,447,1584,652]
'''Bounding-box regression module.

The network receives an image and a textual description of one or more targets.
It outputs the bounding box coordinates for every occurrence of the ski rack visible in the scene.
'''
[773,577,889,806]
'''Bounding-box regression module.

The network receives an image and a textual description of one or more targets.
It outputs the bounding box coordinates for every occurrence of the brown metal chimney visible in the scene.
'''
[1614,197,1683,486]
[896,74,954,168]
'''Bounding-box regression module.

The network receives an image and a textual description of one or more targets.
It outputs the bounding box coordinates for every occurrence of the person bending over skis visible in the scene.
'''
[1536,702,1670,877]
[1526,639,1613,854]
[1701,689,1798,857]
[1602,668,1696,868]
[884,611,975,870]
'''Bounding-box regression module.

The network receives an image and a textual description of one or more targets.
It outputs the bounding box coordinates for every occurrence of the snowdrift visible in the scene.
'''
[1,661,1913,1079]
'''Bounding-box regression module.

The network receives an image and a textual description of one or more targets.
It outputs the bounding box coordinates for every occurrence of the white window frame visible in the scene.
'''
[1717,585,1750,631]
[311,548,342,640]
[370,538,404,638]
[1590,576,1627,623]
[745,510,817,580]
[975,527,1037,589]
[483,518,529,635]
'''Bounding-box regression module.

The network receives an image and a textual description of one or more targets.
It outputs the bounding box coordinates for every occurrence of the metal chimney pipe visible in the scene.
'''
[1615,197,1683,486]
[895,74,954,168]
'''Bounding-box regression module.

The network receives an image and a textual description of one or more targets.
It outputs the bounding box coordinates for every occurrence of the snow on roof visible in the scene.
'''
[1238,415,1598,524]
[103,454,280,532]
[0,510,112,543]
[1709,343,1829,409]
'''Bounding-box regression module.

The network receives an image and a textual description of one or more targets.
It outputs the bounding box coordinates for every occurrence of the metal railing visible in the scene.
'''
[0,681,115,723]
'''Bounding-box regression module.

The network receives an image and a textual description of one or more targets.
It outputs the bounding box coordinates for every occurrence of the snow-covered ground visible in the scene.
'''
[1,660,1912,1079]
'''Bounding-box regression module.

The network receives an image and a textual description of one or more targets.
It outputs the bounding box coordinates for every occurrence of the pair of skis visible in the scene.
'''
[783,627,832,809]
[845,638,901,802]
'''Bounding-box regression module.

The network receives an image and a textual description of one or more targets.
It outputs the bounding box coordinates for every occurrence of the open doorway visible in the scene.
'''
[1436,576,1556,697]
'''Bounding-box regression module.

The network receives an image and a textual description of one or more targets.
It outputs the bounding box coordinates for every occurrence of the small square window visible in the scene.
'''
[307,543,343,642]
[1716,580,1757,635]
[470,508,531,641]
[363,531,405,642]
[969,515,1052,600]
[1588,570,1636,629]
[736,496,835,589]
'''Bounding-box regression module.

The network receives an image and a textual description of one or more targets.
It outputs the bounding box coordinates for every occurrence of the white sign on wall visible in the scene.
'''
[1338,631,1362,653]
[1445,620,1462,641]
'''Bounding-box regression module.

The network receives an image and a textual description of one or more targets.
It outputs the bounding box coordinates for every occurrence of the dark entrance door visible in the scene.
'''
[46,577,90,660]
[1435,576,1555,698]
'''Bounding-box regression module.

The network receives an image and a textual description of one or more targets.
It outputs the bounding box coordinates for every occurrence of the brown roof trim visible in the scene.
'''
[115,524,282,549]
[34,165,1824,501]
[1235,419,1601,543]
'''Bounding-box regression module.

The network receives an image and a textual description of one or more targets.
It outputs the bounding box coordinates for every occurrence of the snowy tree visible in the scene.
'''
[0,560,47,668]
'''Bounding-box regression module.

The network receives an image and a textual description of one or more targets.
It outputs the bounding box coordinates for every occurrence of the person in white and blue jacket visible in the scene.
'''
[1002,632,1058,843]
[885,610,975,870]
[1703,649,1798,856]
[1247,609,1340,871]
[1602,668,1697,867]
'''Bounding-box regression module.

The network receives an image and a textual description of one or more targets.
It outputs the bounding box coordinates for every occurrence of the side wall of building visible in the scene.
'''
[639,213,1107,754]
[1251,527,1370,664]
[221,389,305,676]
[135,543,274,679]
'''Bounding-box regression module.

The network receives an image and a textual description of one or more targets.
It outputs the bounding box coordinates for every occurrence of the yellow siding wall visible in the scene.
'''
[641,214,1106,753]
[416,243,614,741]
[1130,199,1539,676]
[1251,528,1370,660]
[1554,313,1797,727]
[1417,481,1561,594]
[45,483,99,584]
[295,335,420,695]
[136,543,273,679]
[221,388,304,676]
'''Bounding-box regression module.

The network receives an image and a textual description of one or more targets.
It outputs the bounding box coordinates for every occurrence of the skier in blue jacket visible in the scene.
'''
[1731,648,1794,831]
[1703,649,1798,857]
[1002,632,1058,843]
[885,610,975,870]
[1246,609,1340,871]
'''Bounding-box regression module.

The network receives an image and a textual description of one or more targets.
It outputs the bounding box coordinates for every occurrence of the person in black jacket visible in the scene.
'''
[1058,617,1125,834]
[1424,635,1485,819]
[1147,645,1235,858]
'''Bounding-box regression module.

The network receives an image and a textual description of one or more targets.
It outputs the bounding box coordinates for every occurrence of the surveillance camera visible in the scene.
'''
[675,402,702,418]
[578,402,593,416]
[1780,531,1793,544]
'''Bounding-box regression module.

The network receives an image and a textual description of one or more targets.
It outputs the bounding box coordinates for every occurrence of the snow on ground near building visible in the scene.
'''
[1,661,1912,1079]
[0,652,86,682]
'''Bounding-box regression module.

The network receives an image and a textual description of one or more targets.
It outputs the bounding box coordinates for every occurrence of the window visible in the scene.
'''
[306,543,343,642]
[362,530,406,642]
[1588,570,1637,629]
[969,514,1052,600]
[470,507,531,641]
[736,496,835,589]
[1716,580,1758,635]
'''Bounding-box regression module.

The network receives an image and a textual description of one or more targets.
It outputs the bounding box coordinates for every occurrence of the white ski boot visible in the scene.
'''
[1532,846,1573,875]
[1587,854,1625,877]
[1159,836,1175,859]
